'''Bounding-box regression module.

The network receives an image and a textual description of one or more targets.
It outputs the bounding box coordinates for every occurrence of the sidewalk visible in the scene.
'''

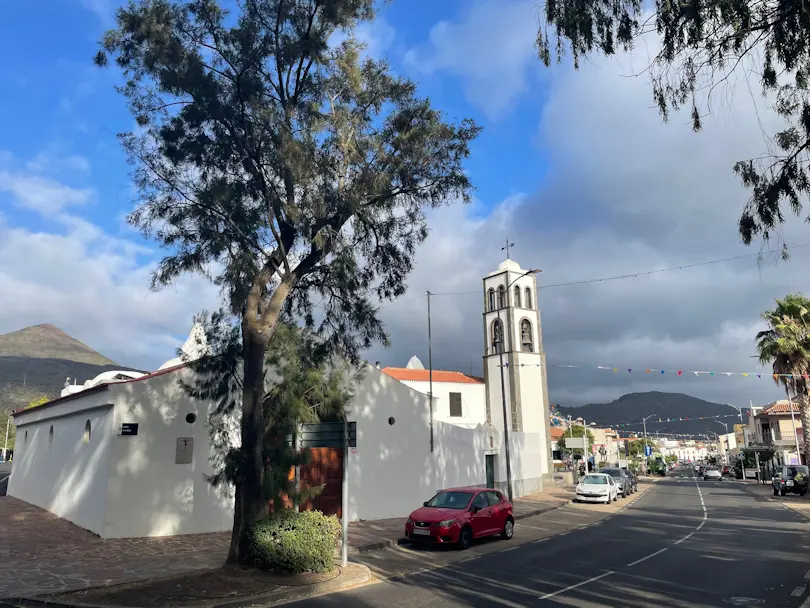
[741,480,810,519]
[348,484,575,553]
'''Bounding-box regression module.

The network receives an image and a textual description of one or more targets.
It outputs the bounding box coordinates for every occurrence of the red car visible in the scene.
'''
[404,487,514,549]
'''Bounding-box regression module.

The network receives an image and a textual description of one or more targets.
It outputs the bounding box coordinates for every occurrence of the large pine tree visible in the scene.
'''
[97,0,479,562]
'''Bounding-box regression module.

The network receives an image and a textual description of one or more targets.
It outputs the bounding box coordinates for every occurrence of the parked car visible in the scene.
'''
[575,473,618,504]
[703,467,722,481]
[772,465,810,497]
[602,467,633,497]
[621,467,639,493]
[721,465,733,477]
[404,487,514,549]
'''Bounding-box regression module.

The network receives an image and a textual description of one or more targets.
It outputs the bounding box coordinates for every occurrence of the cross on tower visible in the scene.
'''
[501,238,515,259]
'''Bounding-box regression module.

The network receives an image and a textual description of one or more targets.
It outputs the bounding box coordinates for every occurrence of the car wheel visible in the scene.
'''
[781,488,787,497]
[501,517,514,540]
[458,525,472,550]
[801,491,807,497]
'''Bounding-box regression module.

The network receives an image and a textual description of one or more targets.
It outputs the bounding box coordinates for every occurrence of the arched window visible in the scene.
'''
[492,319,504,354]
[520,319,534,352]
[514,286,521,308]
[497,285,506,308]
[83,420,91,444]
[525,287,532,309]
[488,288,496,311]
[49,425,54,448]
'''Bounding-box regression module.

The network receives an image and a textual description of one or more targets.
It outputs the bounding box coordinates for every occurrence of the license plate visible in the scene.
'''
[413,528,431,535]
[787,480,794,486]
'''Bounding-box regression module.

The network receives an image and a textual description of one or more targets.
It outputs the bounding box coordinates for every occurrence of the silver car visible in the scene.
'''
[703,467,722,481]
[601,467,633,497]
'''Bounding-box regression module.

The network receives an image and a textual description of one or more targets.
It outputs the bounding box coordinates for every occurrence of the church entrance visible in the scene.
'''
[485,454,496,489]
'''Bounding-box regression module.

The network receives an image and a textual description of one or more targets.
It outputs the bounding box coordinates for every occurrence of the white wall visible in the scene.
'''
[103,367,233,538]
[10,392,115,536]
[397,380,486,426]
[504,431,546,498]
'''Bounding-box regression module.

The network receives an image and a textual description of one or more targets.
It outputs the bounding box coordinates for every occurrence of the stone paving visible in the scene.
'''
[0,497,229,599]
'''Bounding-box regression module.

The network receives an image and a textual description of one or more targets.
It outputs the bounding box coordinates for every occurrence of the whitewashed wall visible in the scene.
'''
[505,431,546,497]
[103,367,233,538]
[9,392,115,536]
[396,379,486,427]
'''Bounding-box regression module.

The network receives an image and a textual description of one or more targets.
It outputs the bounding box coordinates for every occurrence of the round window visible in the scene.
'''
[186,413,197,424]
[388,416,396,426]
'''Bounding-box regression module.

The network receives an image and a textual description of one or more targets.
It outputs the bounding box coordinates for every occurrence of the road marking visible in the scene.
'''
[578,526,589,531]
[626,547,668,567]
[804,570,810,580]
[792,586,806,597]
[0,474,8,485]
[500,546,519,553]
[532,538,549,544]
[537,571,615,600]
[559,531,570,536]
[674,532,694,545]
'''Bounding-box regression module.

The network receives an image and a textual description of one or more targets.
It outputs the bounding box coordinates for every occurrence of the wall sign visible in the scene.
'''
[120,423,139,436]
[175,437,194,464]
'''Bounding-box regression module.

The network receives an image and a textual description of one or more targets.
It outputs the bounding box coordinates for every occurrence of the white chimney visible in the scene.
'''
[375,361,381,369]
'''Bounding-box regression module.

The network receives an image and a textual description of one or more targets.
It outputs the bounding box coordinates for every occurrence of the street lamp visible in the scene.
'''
[642,414,656,475]
[497,268,541,501]
[714,421,730,464]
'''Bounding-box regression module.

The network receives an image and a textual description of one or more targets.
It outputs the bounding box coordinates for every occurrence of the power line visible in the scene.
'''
[426,242,810,297]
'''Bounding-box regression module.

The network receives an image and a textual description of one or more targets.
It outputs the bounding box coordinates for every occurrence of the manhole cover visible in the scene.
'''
[723,598,765,605]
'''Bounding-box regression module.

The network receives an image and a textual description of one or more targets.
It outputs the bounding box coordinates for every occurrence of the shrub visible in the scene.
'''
[248,509,341,574]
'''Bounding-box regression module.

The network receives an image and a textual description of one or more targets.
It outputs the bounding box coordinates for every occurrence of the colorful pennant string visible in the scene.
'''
[500,361,794,379]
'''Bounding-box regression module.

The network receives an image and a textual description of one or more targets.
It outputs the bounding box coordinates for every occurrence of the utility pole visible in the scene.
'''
[2,417,9,462]
[427,291,434,453]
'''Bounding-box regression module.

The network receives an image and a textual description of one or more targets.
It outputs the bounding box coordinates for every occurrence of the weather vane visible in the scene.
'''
[501,238,515,260]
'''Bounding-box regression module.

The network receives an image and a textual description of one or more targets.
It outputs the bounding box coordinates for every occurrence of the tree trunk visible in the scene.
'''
[226,329,270,564]
[799,392,810,466]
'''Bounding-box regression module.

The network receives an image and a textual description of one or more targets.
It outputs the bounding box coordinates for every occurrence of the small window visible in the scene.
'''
[49,425,54,448]
[525,287,532,309]
[497,285,506,308]
[514,285,521,308]
[492,319,504,354]
[449,392,462,417]
[485,491,502,506]
[24,430,28,444]
[472,493,488,509]
[520,319,534,352]
[83,420,91,444]
[487,288,496,312]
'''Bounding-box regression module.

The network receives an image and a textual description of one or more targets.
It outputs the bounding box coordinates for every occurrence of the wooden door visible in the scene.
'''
[299,447,344,517]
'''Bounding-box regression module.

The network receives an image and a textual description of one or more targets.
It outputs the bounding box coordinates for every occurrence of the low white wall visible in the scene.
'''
[501,431,546,498]
[103,367,233,538]
[9,393,115,536]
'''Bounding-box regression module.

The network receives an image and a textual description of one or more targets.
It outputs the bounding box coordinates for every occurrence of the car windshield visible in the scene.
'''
[582,475,608,485]
[425,491,473,509]
[786,466,809,478]
[602,469,622,478]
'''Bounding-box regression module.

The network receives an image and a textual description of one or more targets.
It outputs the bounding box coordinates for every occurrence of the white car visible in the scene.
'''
[575,473,618,504]
[703,468,722,481]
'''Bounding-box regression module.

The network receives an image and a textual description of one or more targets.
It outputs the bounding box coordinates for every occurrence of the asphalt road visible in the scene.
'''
[290,467,810,607]
[0,462,10,497]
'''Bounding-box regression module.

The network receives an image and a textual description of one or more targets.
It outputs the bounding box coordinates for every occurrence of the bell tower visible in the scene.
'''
[481,258,553,484]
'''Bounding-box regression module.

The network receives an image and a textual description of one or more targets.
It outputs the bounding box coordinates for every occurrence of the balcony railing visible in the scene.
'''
[763,433,798,446]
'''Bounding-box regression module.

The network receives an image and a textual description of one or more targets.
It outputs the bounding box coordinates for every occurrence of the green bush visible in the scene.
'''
[248,509,341,574]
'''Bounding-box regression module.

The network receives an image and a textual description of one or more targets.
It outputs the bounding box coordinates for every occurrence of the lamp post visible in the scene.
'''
[786,383,803,465]
[642,414,656,476]
[497,268,540,502]
[713,421,730,464]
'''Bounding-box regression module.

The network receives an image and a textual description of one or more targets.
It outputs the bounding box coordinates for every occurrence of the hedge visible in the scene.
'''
[248,509,341,574]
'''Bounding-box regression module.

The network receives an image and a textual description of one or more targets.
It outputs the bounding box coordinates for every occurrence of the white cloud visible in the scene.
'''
[0,170,93,215]
[404,0,541,120]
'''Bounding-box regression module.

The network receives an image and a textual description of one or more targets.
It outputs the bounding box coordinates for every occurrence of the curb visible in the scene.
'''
[738,483,810,522]
[3,565,372,608]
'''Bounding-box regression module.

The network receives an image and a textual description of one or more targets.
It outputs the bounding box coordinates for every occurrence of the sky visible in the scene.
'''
[0,0,806,409]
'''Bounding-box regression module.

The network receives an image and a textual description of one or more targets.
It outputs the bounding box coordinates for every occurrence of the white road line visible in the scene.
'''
[626,547,668,567]
[0,474,9,485]
[578,526,589,531]
[674,532,694,545]
[801,591,810,608]
[804,570,810,580]
[559,531,570,536]
[696,521,705,531]
[537,571,615,600]
[500,546,519,553]
[532,538,550,544]
[792,586,806,597]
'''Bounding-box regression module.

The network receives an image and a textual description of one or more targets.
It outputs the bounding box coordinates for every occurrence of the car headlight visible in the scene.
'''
[437,519,455,527]
[406,517,414,526]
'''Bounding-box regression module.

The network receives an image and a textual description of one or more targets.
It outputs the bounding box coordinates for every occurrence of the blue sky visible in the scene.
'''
[1,0,807,407]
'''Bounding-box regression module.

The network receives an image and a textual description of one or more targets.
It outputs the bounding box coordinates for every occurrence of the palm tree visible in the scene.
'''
[756,293,810,464]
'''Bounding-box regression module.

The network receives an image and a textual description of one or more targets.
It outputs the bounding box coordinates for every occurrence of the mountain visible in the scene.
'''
[0,324,141,413]
[555,391,749,438]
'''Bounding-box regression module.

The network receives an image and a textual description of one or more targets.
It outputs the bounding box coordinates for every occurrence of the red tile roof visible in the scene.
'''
[550,427,566,440]
[762,400,801,415]
[381,367,483,385]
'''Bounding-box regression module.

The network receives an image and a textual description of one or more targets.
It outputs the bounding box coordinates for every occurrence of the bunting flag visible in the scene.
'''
[596,412,744,429]
[502,361,799,379]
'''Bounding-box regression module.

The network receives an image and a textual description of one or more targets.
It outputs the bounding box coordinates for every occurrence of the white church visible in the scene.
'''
[8,258,553,538]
